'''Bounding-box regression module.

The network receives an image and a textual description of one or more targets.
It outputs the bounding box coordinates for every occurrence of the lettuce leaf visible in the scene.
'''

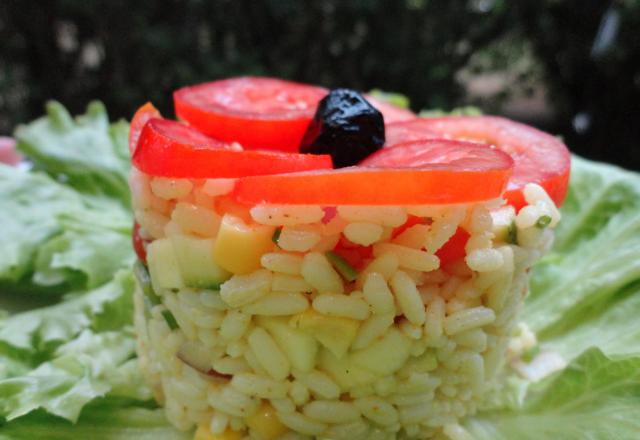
[467,157,640,438]
[14,101,130,204]
[0,272,150,423]
[467,349,640,439]
[0,103,133,292]
[0,401,189,440]
[525,157,640,344]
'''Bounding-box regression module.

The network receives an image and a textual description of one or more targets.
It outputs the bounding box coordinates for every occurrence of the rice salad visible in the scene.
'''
[132,167,560,440]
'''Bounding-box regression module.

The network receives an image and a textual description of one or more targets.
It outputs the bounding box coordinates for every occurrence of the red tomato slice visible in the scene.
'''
[365,96,417,123]
[386,117,571,208]
[385,119,439,147]
[234,139,513,205]
[132,117,333,178]
[174,77,328,152]
[129,102,161,155]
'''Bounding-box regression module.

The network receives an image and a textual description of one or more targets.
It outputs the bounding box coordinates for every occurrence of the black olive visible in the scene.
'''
[300,89,385,168]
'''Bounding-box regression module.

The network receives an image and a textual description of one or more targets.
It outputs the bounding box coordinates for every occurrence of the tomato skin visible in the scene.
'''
[393,116,571,208]
[234,139,513,205]
[129,102,161,155]
[132,222,147,262]
[132,117,333,178]
[174,77,328,152]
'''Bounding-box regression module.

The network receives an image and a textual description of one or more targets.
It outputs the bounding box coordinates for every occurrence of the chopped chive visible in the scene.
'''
[507,221,518,245]
[325,251,359,282]
[162,310,179,330]
[133,260,162,305]
[535,215,552,229]
[272,228,282,244]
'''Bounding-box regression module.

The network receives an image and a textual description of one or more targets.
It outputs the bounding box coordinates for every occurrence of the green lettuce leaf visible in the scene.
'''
[525,157,640,342]
[0,164,133,292]
[0,271,134,357]
[0,401,189,440]
[0,272,150,422]
[467,349,640,439]
[14,101,130,204]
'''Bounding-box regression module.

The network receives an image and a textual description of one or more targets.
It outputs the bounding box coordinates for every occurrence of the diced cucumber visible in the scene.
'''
[351,327,412,375]
[170,234,231,288]
[146,239,184,291]
[256,316,318,372]
[325,251,359,282]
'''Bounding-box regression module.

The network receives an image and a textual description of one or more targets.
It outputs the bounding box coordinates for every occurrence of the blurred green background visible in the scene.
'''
[1,0,639,169]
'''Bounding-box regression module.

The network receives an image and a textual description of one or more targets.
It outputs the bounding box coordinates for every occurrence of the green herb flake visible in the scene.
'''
[161,310,179,330]
[536,215,552,229]
[507,221,518,245]
[325,251,359,282]
[272,228,282,245]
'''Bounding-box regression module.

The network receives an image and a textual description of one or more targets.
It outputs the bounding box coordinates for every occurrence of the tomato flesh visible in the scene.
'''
[132,222,147,262]
[132,117,333,178]
[385,119,438,147]
[174,77,328,152]
[385,117,571,208]
[129,102,161,155]
[234,139,513,205]
[435,228,470,267]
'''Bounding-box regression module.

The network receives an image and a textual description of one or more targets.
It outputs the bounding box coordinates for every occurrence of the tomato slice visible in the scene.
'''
[234,139,513,205]
[174,77,328,152]
[385,119,439,147]
[365,96,417,123]
[385,117,571,208]
[132,117,333,178]
[129,102,161,155]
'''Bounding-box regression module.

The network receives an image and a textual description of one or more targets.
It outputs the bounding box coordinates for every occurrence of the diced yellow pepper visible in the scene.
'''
[246,402,288,440]
[213,214,275,274]
[194,425,242,440]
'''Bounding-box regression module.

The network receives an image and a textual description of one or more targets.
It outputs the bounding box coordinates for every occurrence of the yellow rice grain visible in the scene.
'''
[250,205,324,226]
[260,253,303,275]
[150,177,193,200]
[277,226,322,252]
[247,327,290,381]
[302,400,360,423]
[301,252,344,294]
[172,202,221,237]
[231,372,289,398]
[344,222,384,246]
[220,270,272,308]
[444,307,496,335]
[390,271,426,326]
[242,292,309,316]
[201,178,236,197]
[373,243,439,272]
[312,294,370,320]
